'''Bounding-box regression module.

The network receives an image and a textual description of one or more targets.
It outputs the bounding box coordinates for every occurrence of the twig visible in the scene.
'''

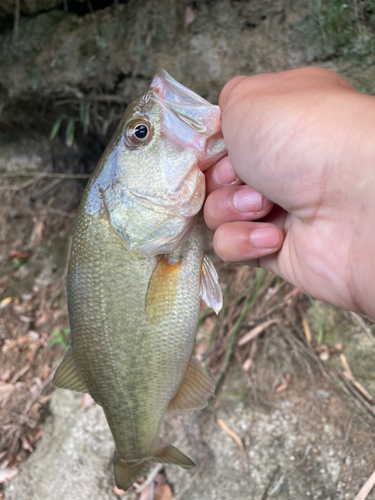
[339,373,375,420]
[0,172,90,179]
[12,194,77,218]
[351,312,375,344]
[174,458,207,500]
[260,465,281,500]
[298,444,312,466]
[0,373,54,449]
[355,469,375,500]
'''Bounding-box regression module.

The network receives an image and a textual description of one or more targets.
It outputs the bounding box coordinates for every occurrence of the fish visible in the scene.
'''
[53,68,226,490]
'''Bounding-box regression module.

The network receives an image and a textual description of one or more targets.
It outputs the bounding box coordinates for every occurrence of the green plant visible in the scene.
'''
[50,100,90,147]
[49,327,70,349]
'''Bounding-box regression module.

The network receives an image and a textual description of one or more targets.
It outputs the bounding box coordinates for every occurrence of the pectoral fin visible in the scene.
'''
[167,356,215,414]
[53,347,87,393]
[200,255,223,314]
[145,255,182,325]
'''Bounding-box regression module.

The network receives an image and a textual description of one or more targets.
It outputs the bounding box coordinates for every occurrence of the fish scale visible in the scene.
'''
[53,68,226,489]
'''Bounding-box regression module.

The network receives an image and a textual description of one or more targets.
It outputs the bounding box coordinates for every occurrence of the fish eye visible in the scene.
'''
[125,119,152,147]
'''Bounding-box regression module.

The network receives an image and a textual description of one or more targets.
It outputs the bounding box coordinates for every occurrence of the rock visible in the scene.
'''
[0,0,311,127]
[5,362,374,499]
[4,389,136,500]
[0,132,52,173]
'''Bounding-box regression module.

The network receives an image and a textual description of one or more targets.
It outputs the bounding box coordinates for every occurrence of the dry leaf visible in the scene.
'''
[1,367,15,382]
[29,427,43,444]
[242,357,252,371]
[41,364,52,381]
[11,364,31,384]
[0,467,18,484]
[0,297,18,308]
[0,383,14,399]
[355,469,375,500]
[301,315,311,344]
[340,354,352,376]
[140,483,173,500]
[9,250,29,260]
[275,373,291,393]
[238,319,279,346]
[315,344,329,353]
[217,418,244,451]
[21,436,33,452]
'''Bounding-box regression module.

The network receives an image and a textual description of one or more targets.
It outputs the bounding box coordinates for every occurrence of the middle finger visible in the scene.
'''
[204,185,274,230]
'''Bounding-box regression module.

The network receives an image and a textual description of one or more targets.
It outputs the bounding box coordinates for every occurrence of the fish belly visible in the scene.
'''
[67,208,205,459]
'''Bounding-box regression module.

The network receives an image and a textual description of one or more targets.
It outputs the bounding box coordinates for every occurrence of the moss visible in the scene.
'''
[293,0,375,66]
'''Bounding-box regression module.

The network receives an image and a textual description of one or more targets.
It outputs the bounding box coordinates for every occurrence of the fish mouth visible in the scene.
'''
[150,68,226,167]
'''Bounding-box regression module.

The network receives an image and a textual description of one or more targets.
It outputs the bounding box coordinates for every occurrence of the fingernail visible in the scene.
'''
[233,188,263,213]
[212,158,238,185]
[250,227,281,249]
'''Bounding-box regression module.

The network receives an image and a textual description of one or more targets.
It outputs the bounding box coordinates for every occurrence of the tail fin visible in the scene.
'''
[114,445,195,490]
[114,452,151,491]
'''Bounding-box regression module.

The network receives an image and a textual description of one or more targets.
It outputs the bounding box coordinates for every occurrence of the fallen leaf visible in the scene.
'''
[0,383,14,399]
[41,364,52,381]
[238,319,279,346]
[242,357,252,372]
[29,427,43,444]
[34,312,47,327]
[9,250,29,260]
[301,315,312,344]
[1,367,15,382]
[21,436,33,452]
[217,418,244,452]
[0,467,18,484]
[315,344,329,353]
[0,297,18,308]
[275,373,291,392]
[140,483,173,500]
[11,364,31,384]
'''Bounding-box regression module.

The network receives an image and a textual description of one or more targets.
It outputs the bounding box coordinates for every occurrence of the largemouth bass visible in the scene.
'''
[53,69,226,490]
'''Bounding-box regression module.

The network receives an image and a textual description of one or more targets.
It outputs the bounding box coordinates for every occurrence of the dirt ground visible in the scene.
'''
[1,0,375,499]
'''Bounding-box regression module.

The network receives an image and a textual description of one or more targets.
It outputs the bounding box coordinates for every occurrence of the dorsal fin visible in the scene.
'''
[53,347,87,393]
[167,356,215,414]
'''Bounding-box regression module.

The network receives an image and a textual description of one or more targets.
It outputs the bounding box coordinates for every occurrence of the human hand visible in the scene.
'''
[203,67,375,319]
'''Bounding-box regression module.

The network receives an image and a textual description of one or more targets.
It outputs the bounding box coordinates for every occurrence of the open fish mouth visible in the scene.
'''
[150,68,226,159]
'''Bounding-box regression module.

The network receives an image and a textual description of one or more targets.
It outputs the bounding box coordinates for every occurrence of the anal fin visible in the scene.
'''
[53,346,87,393]
[200,255,223,314]
[167,356,215,414]
[154,443,195,469]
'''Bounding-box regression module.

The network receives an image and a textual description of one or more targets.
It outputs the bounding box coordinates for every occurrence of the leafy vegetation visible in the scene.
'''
[299,0,375,64]
[49,327,70,350]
